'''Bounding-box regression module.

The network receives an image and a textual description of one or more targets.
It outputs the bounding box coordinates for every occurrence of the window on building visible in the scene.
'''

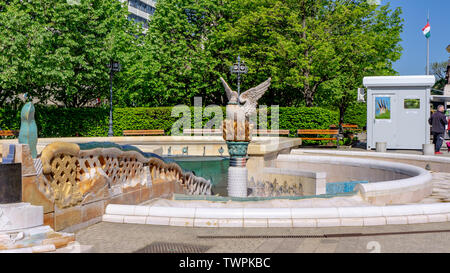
[404,99,420,109]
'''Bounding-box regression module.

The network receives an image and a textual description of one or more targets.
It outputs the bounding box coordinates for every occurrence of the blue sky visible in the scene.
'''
[383,0,450,75]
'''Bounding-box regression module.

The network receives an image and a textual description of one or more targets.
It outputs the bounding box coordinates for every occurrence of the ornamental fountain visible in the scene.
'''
[221,56,271,197]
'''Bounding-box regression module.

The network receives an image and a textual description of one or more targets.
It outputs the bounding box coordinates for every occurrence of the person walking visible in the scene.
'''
[446,114,450,153]
[428,105,447,154]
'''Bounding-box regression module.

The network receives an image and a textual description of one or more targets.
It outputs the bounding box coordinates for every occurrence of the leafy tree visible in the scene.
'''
[0,3,44,106]
[219,0,402,109]
[123,0,232,107]
[316,1,403,126]
[431,61,448,91]
[0,0,141,107]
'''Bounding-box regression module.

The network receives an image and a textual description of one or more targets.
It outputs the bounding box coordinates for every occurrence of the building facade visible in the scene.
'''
[119,0,156,29]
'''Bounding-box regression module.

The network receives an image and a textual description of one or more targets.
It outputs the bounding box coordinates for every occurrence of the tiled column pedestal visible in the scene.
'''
[226,142,249,198]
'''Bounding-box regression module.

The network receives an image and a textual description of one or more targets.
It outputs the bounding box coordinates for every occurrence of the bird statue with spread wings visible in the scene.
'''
[220,77,271,118]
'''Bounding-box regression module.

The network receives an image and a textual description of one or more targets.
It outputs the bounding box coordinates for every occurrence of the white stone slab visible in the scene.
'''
[149,206,196,218]
[102,214,124,223]
[426,214,447,223]
[194,218,219,228]
[317,218,341,227]
[169,217,194,227]
[243,219,268,228]
[218,219,243,228]
[133,206,150,216]
[0,203,43,231]
[363,217,387,226]
[124,215,147,224]
[340,218,364,227]
[421,204,450,215]
[292,219,317,228]
[291,208,339,219]
[105,204,135,216]
[382,205,424,217]
[145,216,170,226]
[268,219,293,228]
[406,215,428,224]
[386,216,408,225]
[244,208,291,219]
[196,208,243,219]
[337,207,365,218]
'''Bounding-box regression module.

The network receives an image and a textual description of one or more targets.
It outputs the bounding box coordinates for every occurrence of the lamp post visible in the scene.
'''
[107,60,121,137]
[230,55,248,104]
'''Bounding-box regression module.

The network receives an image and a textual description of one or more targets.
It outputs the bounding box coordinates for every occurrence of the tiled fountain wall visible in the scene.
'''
[2,142,211,231]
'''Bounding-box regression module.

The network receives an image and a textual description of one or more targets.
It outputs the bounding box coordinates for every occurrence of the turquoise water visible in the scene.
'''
[164,156,230,196]
[326,181,369,194]
[165,156,368,199]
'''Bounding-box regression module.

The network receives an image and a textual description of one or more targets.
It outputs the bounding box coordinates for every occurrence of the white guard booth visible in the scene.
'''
[363,75,435,150]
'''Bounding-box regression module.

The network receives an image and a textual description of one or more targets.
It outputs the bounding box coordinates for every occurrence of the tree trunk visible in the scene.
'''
[338,98,348,134]
[304,87,314,107]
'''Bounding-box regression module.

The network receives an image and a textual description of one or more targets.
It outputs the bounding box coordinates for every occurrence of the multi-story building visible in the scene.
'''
[119,0,156,29]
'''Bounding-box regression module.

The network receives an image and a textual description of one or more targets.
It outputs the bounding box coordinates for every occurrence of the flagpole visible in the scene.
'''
[426,10,430,75]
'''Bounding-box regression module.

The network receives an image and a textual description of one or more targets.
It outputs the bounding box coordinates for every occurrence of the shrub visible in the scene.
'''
[343,103,367,128]
[0,106,349,140]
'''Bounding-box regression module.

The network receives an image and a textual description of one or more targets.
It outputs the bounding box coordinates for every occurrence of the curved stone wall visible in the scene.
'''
[276,154,433,205]
[102,203,450,228]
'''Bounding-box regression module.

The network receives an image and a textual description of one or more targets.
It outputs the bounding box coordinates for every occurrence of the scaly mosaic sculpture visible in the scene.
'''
[38,142,211,208]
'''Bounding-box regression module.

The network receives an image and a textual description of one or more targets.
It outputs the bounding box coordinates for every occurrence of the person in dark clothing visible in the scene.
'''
[428,105,447,154]
[447,114,450,152]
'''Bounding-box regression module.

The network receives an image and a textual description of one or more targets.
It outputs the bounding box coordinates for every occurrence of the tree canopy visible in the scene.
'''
[0,0,141,107]
[1,0,403,116]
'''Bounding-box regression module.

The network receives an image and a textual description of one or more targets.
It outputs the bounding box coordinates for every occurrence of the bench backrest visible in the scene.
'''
[0,130,19,137]
[123,130,164,136]
[253,129,290,136]
[330,124,359,129]
[183,129,222,135]
[297,129,339,135]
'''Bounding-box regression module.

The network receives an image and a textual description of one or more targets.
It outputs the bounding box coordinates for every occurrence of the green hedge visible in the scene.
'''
[0,105,366,138]
[342,103,367,128]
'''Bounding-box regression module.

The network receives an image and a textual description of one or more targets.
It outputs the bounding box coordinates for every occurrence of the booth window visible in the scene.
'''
[404,99,420,109]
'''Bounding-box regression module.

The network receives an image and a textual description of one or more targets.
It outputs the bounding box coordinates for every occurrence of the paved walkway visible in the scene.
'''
[77,172,450,253]
[75,221,450,253]
[419,172,450,203]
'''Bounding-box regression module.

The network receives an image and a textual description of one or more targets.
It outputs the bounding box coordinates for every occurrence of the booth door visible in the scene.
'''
[396,93,426,149]
[372,94,397,148]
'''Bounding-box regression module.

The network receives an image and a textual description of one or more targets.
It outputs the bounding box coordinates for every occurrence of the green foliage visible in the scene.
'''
[0,0,403,123]
[120,0,232,107]
[431,61,448,91]
[0,106,344,138]
[277,107,338,135]
[342,103,367,128]
[0,0,142,107]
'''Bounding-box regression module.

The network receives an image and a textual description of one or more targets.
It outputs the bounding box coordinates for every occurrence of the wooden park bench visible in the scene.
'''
[297,129,340,147]
[123,129,165,136]
[183,128,223,136]
[330,124,362,133]
[252,129,290,137]
[0,130,19,138]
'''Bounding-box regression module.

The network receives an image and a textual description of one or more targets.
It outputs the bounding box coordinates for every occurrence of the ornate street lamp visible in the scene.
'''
[230,55,248,104]
[107,60,121,137]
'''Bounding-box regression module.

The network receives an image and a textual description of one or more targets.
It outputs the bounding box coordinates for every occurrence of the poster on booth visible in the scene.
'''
[375,97,391,119]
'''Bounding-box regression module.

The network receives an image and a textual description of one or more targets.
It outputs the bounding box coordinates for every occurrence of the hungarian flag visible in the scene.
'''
[422,22,431,38]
